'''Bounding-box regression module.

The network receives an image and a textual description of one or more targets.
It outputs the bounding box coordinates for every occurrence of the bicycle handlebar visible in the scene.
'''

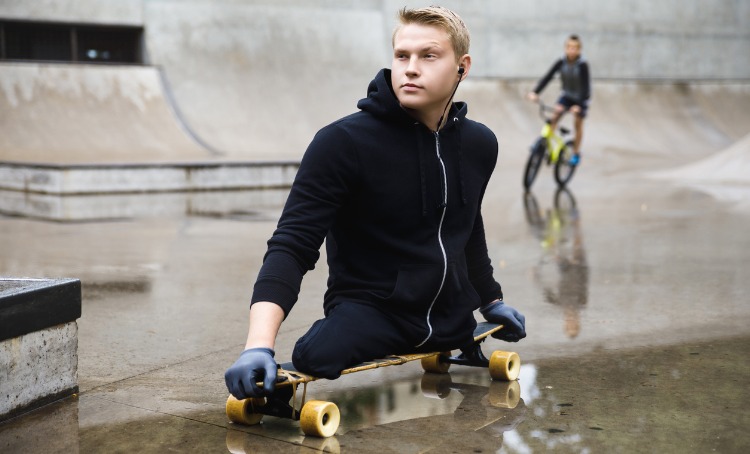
[535,100,556,117]
[533,100,571,135]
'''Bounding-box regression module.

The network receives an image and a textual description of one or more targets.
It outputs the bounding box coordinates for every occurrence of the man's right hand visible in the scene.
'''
[224,347,277,399]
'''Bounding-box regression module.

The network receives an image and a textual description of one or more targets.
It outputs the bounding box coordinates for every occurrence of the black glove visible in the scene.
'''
[479,300,527,342]
[224,347,277,399]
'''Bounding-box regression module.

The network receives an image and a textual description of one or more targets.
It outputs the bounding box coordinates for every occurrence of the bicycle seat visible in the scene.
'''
[559,127,570,135]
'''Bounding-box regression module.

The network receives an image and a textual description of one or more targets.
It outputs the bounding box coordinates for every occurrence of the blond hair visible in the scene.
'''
[393,6,470,62]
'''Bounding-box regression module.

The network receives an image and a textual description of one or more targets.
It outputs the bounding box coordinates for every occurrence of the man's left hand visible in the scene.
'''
[479,300,527,342]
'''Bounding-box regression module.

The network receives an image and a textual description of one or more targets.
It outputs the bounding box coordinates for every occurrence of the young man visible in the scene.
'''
[527,34,591,165]
[226,6,526,400]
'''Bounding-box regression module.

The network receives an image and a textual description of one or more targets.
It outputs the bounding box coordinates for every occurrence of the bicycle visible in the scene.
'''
[523,101,577,190]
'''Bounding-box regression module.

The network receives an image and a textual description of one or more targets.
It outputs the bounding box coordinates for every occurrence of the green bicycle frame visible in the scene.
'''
[541,122,566,164]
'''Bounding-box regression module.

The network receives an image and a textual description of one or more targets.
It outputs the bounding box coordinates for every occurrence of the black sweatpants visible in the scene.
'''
[292,303,420,379]
[291,302,476,379]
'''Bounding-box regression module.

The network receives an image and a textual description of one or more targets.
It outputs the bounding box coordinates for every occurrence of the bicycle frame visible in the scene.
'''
[523,101,577,190]
[540,119,568,164]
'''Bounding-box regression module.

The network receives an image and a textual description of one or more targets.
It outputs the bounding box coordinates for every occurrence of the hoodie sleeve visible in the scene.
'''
[533,58,563,95]
[251,123,360,316]
[464,127,503,305]
[580,60,591,101]
[465,198,503,305]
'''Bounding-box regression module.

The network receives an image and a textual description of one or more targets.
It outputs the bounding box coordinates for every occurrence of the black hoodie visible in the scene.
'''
[251,68,503,349]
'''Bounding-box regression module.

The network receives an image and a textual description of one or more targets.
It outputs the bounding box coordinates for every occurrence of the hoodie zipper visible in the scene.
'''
[415,131,449,348]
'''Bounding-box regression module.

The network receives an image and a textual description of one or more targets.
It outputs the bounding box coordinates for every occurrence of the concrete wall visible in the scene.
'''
[6,0,743,78]
[0,0,143,25]
[138,0,750,157]
[420,0,750,80]
[3,1,747,79]
[144,0,750,80]
[142,1,390,157]
[1,1,748,162]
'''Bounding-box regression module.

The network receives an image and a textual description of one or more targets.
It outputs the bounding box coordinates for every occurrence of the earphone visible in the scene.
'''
[437,66,466,131]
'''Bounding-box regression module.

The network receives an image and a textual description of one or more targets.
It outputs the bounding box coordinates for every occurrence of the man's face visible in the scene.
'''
[391,23,463,120]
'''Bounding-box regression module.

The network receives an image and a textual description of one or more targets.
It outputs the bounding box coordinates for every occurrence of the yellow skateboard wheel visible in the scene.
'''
[300,400,340,438]
[489,350,521,381]
[420,352,451,374]
[225,395,264,426]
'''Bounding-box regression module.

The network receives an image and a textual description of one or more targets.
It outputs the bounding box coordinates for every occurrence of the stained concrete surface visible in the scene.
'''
[0,147,749,452]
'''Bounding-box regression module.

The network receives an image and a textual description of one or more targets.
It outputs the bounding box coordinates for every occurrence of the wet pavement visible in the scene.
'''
[1,153,749,453]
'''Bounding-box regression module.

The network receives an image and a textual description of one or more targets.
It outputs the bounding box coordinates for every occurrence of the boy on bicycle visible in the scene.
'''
[527,34,591,166]
[225,6,526,400]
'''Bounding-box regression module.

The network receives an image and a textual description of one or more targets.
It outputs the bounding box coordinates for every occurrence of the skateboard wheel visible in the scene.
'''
[488,380,521,409]
[300,400,340,438]
[489,350,521,381]
[226,395,264,426]
[420,352,451,374]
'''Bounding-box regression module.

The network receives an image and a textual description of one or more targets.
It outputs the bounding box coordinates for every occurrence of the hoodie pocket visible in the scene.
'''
[383,264,444,310]
[446,262,480,308]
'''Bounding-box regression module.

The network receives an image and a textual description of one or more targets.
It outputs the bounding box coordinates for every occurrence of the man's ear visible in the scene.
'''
[458,55,472,79]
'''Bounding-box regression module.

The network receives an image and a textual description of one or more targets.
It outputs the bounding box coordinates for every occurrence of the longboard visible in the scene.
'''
[226,321,521,437]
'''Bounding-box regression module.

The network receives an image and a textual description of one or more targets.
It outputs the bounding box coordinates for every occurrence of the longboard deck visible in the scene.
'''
[272,321,504,387]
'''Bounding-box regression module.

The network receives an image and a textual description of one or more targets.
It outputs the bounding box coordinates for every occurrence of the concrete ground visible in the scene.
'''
[1,136,749,452]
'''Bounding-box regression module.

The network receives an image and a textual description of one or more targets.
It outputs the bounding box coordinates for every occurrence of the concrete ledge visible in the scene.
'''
[0,161,299,195]
[0,278,81,422]
[0,323,79,422]
[0,278,81,341]
[0,188,289,221]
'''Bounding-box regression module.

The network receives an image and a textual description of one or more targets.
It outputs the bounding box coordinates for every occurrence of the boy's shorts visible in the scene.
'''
[557,95,589,118]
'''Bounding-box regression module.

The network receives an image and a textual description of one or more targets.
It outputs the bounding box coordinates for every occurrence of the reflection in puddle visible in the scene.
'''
[524,188,589,339]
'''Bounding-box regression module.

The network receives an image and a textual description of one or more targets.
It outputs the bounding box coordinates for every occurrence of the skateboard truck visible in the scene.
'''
[258,385,299,420]
[445,340,492,368]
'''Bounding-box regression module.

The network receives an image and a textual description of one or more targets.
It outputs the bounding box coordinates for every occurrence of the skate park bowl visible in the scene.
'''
[1,0,749,189]
[1,1,750,452]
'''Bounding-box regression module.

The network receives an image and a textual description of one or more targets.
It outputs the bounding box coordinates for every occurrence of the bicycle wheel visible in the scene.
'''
[554,140,577,187]
[523,138,546,190]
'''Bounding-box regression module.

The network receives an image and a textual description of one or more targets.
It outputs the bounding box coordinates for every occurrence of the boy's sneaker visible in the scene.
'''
[569,154,580,166]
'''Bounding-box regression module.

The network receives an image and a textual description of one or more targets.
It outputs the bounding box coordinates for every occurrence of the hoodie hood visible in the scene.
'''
[357,68,468,130]
[356,68,471,214]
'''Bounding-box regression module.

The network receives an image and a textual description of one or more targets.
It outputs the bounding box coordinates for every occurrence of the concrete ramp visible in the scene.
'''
[142,2,389,160]
[0,63,215,164]
[649,133,750,184]
[454,80,750,171]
